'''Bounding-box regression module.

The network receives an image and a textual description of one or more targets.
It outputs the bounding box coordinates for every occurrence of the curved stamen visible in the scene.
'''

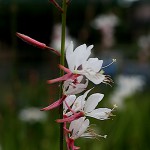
[102,59,116,69]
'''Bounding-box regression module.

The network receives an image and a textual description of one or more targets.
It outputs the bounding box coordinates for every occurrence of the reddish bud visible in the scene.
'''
[16,32,60,56]
[16,32,47,49]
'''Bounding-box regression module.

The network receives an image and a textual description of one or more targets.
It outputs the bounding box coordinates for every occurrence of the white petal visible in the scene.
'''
[73,44,87,70]
[76,118,89,139]
[70,88,92,112]
[73,44,93,70]
[64,79,88,95]
[85,73,105,84]
[63,95,76,113]
[84,93,104,113]
[66,42,93,72]
[83,58,103,72]
[76,75,83,83]
[71,95,85,112]
[69,117,86,137]
[81,45,93,65]
[66,41,75,71]
[77,67,105,85]
[80,88,92,103]
[71,79,88,94]
[86,45,93,56]
[86,108,112,120]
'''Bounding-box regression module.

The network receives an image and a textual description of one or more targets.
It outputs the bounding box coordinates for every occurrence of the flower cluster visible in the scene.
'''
[41,41,115,149]
[16,30,116,149]
[15,0,119,149]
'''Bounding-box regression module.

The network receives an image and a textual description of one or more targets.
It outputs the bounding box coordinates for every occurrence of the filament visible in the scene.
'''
[102,59,116,69]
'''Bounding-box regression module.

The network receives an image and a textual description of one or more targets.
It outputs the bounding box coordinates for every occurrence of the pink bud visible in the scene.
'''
[16,32,60,56]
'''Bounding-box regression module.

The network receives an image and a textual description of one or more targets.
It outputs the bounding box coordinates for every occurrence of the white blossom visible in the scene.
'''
[63,75,88,95]
[66,42,106,84]
[64,89,112,120]
[69,117,90,140]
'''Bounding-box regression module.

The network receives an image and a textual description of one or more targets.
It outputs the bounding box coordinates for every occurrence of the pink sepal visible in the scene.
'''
[47,73,73,84]
[40,95,66,111]
[56,112,84,123]
[67,138,80,150]
[58,64,72,73]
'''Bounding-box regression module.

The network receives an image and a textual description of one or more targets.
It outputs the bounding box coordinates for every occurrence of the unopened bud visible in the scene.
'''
[16,32,60,56]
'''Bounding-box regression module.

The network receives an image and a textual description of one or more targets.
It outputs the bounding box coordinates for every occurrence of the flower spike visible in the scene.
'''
[16,0,116,148]
[16,32,60,56]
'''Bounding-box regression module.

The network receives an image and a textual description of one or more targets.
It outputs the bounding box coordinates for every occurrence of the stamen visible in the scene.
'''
[112,104,118,111]
[102,59,116,69]
[104,105,117,118]
[85,128,107,140]
[98,134,107,139]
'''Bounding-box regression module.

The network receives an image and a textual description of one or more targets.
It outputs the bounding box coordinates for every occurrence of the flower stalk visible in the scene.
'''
[59,0,67,150]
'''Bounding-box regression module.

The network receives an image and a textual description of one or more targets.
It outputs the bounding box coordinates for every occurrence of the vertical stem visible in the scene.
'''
[59,1,67,150]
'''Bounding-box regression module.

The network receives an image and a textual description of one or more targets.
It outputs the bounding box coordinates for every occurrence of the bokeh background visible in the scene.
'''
[0,0,150,150]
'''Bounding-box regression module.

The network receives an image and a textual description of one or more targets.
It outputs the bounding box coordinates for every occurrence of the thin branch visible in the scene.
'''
[49,0,64,13]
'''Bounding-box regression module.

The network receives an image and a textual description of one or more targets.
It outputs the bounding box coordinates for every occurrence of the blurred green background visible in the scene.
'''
[0,0,150,150]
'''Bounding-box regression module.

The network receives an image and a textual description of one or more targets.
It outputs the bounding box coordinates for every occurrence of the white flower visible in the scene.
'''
[66,117,90,150]
[69,117,89,140]
[69,117,107,140]
[63,89,112,121]
[63,89,91,116]
[66,42,92,72]
[63,75,88,95]
[66,42,106,84]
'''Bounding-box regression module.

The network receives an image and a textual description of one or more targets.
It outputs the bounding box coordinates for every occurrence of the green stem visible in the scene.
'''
[59,1,67,150]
